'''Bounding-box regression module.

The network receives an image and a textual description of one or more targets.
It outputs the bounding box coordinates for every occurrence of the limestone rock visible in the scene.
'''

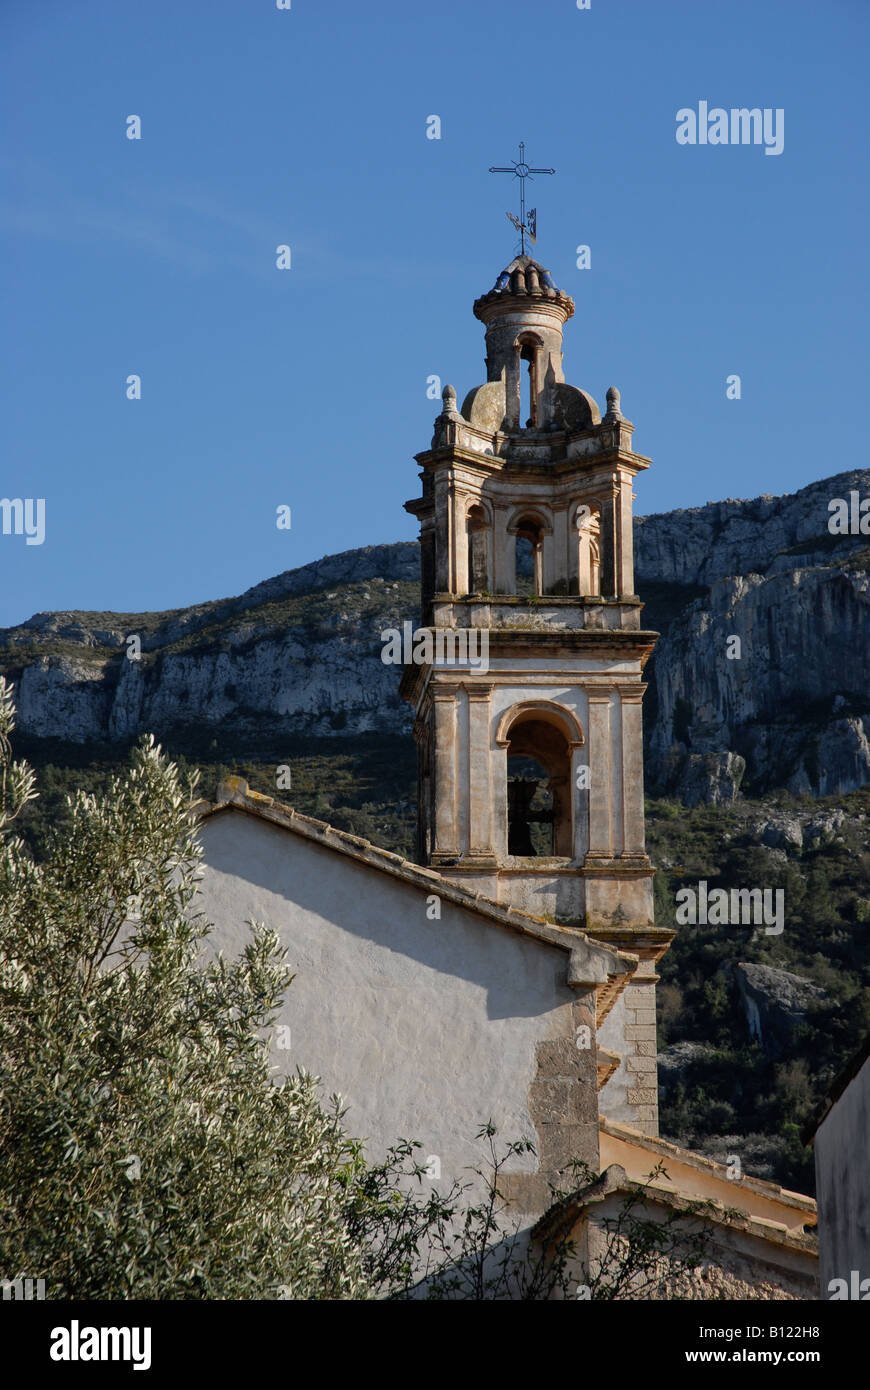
[747,814,804,853]
[1,546,420,746]
[675,751,746,808]
[804,809,846,846]
[732,963,826,1057]
[641,467,870,802]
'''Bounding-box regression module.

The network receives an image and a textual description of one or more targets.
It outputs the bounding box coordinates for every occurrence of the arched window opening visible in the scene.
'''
[515,518,543,596]
[517,336,540,428]
[467,504,488,593]
[505,716,572,857]
[507,755,553,855]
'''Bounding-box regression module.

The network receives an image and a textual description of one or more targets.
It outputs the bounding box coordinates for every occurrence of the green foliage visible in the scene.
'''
[0,682,369,1299]
[343,1130,720,1302]
[338,1124,574,1300]
[0,679,37,831]
[649,789,870,1190]
[13,732,418,865]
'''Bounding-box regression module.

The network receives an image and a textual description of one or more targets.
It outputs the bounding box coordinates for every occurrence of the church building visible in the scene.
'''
[195,251,819,1298]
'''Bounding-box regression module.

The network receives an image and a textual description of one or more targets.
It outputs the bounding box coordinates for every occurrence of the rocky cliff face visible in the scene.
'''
[1,544,420,747]
[2,473,868,804]
[731,962,827,1059]
[637,469,870,802]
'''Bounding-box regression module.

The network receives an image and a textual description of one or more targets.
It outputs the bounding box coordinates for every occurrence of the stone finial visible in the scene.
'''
[441,383,461,419]
[433,383,462,443]
[605,385,622,421]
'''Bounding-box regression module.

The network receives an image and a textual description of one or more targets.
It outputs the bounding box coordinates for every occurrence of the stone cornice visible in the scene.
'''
[596,1118,816,1214]
[582,923,674,963]
[398,649,658,707]
[410,442,653,480]
[433,593,646,607]
[532,1157,817,1254]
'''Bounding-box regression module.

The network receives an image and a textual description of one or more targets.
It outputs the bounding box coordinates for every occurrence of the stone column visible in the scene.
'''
[432,685,459,860]
[585,692,613,859]
[610,694,625,858]
[618,684,647,858]
[621,961,660,1135]
[575,530,586,597]
[453,494,469,595]
[505,346,521,430]
[504,530,518,595]
[552,506,569,594]
[599,483,619,598]
[467,685,494,858]
[493,743,508,859]
[568,507,581,595]
[493,506,510,594]
[420,521,436,624]
[572,742,590,860]
[434,477,452,593]
[617,472,635,597]
[541,529,554,595]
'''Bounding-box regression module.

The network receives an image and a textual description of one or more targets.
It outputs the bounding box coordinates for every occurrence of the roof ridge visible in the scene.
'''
[599,1116,817,1211]
[198,777,637,990]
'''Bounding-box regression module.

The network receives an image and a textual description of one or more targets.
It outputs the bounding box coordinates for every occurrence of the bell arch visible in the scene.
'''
[466,500,491,593]
[507,507,552,596]
[496,701,584,859]
[515,330,544,428]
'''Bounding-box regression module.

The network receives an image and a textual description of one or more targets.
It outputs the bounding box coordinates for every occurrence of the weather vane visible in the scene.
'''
[488,141,555,255]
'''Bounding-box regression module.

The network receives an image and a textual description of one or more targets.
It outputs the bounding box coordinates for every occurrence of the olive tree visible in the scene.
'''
[0,678,366,1299]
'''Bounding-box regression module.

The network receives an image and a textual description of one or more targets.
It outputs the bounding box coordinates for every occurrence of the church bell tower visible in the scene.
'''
[401,252,671,1132]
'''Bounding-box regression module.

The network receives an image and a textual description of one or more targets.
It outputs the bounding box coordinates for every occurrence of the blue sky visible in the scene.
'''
[2,0,867,628]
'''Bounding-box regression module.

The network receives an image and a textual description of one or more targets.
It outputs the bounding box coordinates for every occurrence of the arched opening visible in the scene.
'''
[507,754,554,855]
[575,505,602,596]
[467,504,489,593]
[514,517,544,596]
[504,714,573,857]
[517,335,541,429]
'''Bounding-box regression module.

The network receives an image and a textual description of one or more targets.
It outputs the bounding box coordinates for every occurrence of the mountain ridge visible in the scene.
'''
[2,468,868,803]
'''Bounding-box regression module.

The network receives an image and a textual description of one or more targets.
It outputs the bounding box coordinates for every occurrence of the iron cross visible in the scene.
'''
[488,142,555,254]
